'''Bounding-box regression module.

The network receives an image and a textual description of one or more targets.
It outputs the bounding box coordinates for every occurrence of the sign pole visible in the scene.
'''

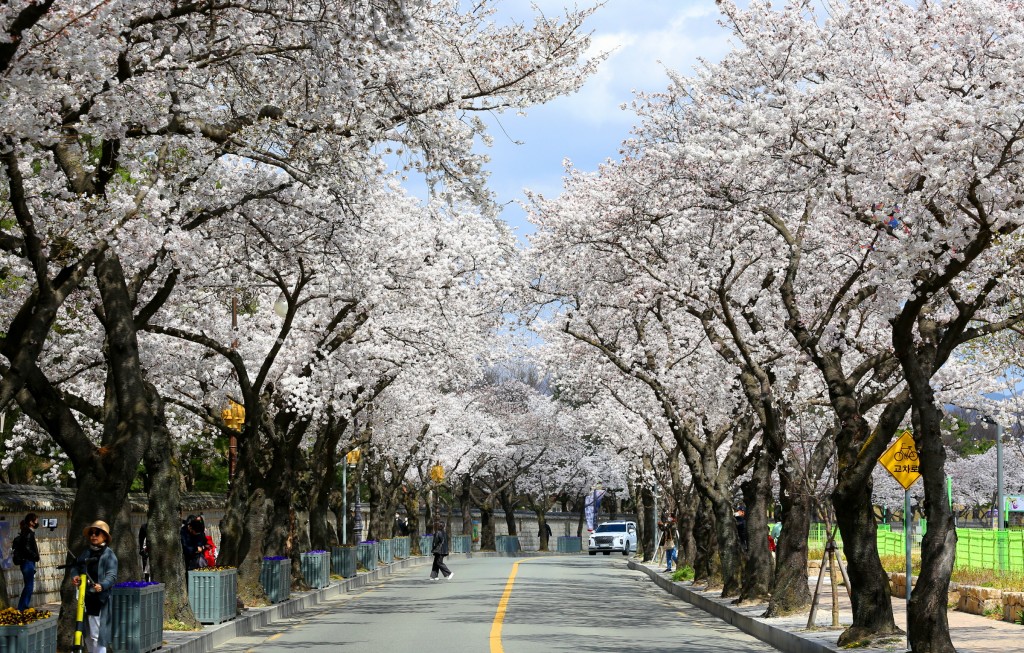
[904,488,912,612]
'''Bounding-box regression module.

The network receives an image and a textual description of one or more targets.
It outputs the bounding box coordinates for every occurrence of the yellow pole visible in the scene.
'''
[74,574,86,651]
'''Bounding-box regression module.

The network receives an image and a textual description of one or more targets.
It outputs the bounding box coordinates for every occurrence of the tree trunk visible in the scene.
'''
[404,492,422,554]
[480,505,495,550]
[833,457,900,646]
[142,386,198,627]
[675,487,698,569]
[906,403,957,653]
[499,490,517,536]
[217,436,270,606]
[309,487,339,551]
[738,449,773,603]
[765,477,813,616]
[308,451,340,551]
[236,489,272,606]
[693,497,721,586]
[57,473,137,647]
[709,492,743,597]
[291,510,311,590]
[575,493,585,537]
[639,485,656,561]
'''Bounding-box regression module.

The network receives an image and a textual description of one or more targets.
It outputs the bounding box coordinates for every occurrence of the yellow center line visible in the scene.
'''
[489,559,538,653]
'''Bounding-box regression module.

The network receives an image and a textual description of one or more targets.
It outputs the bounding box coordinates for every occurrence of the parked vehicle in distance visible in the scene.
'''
[588,521,637,556]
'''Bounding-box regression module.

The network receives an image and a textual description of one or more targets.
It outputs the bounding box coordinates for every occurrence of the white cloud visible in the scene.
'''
[549,0,731,125]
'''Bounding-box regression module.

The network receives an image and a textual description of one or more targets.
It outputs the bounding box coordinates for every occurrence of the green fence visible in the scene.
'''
[803,523,1024,573]
[955,528,1024,572]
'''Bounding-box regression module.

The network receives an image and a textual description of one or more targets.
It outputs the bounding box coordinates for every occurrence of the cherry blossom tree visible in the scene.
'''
[1,0,600,632]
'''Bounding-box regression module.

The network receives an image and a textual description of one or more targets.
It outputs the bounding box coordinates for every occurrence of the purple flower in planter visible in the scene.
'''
[263,555,289,561]
[358,540,377,544]
[305,550,328,554]
[114,581,161,588]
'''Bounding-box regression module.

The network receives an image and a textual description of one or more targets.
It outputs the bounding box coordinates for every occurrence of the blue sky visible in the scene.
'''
[480,0,734,237]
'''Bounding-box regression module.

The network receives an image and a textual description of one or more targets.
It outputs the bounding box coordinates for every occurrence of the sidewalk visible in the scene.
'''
[628,560,1023,653]
[42,553,451,653]
[44,549,553,653]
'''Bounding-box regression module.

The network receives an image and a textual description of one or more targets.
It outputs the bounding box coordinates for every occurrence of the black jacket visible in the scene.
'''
[18,527,40,563]
[431,530,449,556]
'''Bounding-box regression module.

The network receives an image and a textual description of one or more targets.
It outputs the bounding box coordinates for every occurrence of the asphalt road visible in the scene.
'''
[214,555,778,653]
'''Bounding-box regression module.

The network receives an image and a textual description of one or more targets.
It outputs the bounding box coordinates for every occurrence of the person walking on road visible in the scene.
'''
[429,522,453,581]
[658,513,677,573]
[14,512,40,610]
[73,520,118,653]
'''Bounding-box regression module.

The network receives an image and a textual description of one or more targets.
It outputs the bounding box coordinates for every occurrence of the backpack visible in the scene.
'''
[11,533,26,566]
[203,535,217,567]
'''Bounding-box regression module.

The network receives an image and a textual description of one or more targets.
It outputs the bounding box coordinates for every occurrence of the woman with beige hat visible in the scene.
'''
[72,520,118,653]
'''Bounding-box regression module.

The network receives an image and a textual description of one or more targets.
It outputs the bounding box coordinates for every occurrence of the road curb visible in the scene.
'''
[628,560,834,653]
[162,550,552,653]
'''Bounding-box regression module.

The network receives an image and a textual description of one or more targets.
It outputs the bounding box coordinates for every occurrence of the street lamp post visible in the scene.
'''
[997,421,1005,530]
[344,448,361,545]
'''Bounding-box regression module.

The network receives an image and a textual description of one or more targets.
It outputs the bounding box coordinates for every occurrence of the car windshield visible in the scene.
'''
[595,524,626,533]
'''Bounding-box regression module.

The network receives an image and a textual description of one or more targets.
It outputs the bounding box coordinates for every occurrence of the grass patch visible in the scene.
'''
[672,566,695,582]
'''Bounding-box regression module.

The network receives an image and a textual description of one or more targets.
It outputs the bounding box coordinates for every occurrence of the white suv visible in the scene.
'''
[588,521,637,556]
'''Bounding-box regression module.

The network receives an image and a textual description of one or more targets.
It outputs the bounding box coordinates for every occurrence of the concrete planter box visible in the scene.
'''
[377,539,394,565]
[419,535,433,556]
[110,583,164,653]
[494,535,519,554]
[259,558,291,603]
[356,543,377,571]
[393,536,410,559]
[188,568,237,625]
[331,547,357,578]
[300,552,330,589]
[0,614,57,653]
[557,536,582,553]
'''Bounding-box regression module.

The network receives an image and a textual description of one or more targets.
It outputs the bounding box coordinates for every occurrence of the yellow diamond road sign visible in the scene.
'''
[878,430,921,490]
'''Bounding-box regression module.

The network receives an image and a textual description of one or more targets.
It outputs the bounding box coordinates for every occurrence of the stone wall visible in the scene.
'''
[1,484,225,608]
[1002,592,1024,623]
[956,584,1002,615]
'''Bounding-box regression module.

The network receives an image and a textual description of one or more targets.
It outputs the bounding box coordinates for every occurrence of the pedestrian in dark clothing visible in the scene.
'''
[182,519,208,570]
[429,523,453,580]
[73,520,118,653]
[394,513,409,537]
[14,512,40,610]
[735,506,748,551]
[138,523,150,582]
[180,515,195,568]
